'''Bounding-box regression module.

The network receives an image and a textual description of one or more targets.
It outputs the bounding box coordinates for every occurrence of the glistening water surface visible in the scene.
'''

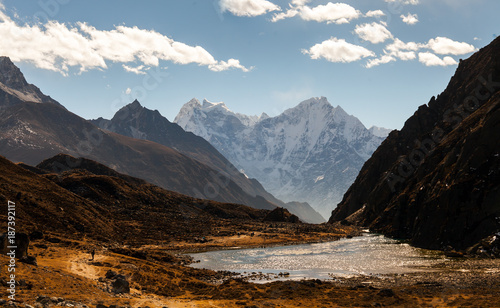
[188,233,445,282]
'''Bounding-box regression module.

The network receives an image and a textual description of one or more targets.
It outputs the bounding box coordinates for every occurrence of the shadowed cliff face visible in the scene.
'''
[329,37,500,251]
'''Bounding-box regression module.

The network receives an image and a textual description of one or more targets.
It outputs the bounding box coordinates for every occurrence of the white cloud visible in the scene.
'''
[354,22,393,44]
[122,64,148,75]
[291,0,311,5]
[368,36,474,68]
[426,37,476,55]
[208,58,252,72]
[125,87,132,95]
[418,52,457,66]
[366,38,421,68]
[393,50,416,60]
[299,3,361,24]
[219,0,280,17]
[400,13,418,25]
[365,10,385,18]
[302,37,375,63]
[386,38,422,52]
[384,0,419,5]
[366,55,396,68]
[0,7,250,75]
[271,8,299,22]
[272,2,361,24]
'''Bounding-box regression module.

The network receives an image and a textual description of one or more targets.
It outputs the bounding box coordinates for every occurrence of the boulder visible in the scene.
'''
[0,232,30,258]
[111,276,130,294]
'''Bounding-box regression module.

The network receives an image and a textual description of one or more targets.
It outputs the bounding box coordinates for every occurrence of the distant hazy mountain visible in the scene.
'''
[0,57,279,212]
[91,100,325,223]
[329,37,500,253]
[368,126,393,138]
[175,97,387,218]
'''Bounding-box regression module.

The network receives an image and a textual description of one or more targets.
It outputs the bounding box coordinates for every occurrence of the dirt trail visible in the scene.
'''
[67,252,107,280]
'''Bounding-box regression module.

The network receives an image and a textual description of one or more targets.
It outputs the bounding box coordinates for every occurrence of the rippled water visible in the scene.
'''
[188,233,445,281]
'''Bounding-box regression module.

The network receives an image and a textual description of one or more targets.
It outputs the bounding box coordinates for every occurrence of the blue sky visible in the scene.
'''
[0,0,498,129]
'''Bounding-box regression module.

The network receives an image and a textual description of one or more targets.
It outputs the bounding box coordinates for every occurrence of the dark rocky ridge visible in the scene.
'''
[92,100,325,223]
[329,37,500,252]
[0,58,281,211]
[2,153,298,244]
[0,57,61,107]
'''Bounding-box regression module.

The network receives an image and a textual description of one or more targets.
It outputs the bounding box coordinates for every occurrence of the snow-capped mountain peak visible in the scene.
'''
[202,98,230,112]
[175,96,388,218]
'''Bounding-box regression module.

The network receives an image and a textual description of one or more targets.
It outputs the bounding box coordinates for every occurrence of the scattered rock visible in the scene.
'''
[105,270,118,279]
[0,232,30,258]
[21,255,37,266]
[111,275,130,294]
[377,288,396,297]
[29,231,44,240]
[46,237,61,244]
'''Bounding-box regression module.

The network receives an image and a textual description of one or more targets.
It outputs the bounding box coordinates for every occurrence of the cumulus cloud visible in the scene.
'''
[302,37,374,63]
[354,22,393,44]
[0,7,250,75]
[208,59,252,72]
[365,39,419,68]
[122,64,148,75]
[291,0,311,5]
[365,10,386,18]
[384,0,419,5]
[271,8,299,22]
[366,55,396,68]
[366,36,476,68]
[386,38,422,53]
[272,2,361,24]
[299,3,361,24]
[418,52,457,66]
[426,37,477,55]
[219,0,280,17]
[401,13,418,25]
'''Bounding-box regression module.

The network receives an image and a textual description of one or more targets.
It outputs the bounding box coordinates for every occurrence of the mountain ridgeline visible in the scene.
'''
[0,56,322,223]
[174,97,387,219]
[91,101,325,223]
[329,37,500,253]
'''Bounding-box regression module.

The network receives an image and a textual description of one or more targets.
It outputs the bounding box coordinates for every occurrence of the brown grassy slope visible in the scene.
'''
[2,153,296,245]
[0,155,115,240]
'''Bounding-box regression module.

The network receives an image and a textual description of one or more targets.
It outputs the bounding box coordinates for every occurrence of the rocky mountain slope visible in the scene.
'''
[0,58,283,212]
[175,97,386,219]
[0,57,61,107]
[92,101,325,223]
[0,153,299,244]
[329,37,500,252]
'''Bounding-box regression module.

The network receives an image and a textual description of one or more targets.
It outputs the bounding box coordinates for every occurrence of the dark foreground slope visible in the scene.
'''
[329,37,500,252]
[2,153,301,244]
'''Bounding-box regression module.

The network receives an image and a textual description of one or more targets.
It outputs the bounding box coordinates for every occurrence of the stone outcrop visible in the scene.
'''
[329,37,500,252]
